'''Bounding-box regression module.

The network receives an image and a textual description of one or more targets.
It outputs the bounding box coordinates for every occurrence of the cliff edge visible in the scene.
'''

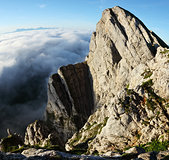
[24,6,169,156]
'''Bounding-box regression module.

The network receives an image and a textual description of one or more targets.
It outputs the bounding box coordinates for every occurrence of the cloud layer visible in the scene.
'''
[0,28,91,138]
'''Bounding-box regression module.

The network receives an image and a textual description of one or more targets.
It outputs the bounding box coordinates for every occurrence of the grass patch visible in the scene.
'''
[11,145,25,153]
[139,139,169,152]
[31,143,62,151]
[146,98,156,112]
[141,79,153,89]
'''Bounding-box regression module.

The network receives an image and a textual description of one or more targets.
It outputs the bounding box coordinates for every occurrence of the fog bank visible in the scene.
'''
[0,28,91,138]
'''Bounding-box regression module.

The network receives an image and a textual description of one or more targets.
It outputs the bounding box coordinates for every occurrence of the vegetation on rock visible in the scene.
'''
[0,134,24,153]
[66,117,109,154]
[139,139,169,152]
[141,69,153,79]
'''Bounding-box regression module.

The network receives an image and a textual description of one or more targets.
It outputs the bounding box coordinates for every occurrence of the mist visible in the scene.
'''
[0,28,91,138]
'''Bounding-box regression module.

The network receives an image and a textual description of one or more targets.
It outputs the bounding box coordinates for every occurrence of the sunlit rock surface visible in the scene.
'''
[66,6,169,154]
[24,6,169,157]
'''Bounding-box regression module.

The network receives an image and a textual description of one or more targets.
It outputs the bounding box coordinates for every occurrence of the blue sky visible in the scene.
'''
[0,0,169,44]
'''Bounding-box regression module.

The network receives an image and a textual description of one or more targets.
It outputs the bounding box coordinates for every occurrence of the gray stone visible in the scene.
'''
[24,120,63,149]
[22,148,112,160]
[125,147,145,154]
[6,153,26,160]
[156,150,169,160]
[0,151,7,160]
[45,62,94,144]
[138,151,157,160]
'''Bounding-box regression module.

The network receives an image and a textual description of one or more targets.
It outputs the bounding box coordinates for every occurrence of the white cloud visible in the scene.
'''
[0,28,91,137]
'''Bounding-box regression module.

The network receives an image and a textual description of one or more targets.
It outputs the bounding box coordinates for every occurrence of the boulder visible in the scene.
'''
[156,150,169,160]
[24,120,63,149]
[138,151,157,160]
[125,147,145,154]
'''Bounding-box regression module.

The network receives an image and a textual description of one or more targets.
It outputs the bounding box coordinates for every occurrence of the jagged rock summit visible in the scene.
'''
[24,6,169,157]
[66,6,169,154]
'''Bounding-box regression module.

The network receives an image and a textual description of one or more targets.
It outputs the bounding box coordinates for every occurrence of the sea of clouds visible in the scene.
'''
[0,28,91,138]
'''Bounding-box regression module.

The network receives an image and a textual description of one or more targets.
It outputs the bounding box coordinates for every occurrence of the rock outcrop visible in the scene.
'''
[65,6,169,154]
[45,62,94,142]
[24,120,63,149]
[86,6,168,105]
[0,130,24,153]
[25,62,94,146]
[24,6,169,157]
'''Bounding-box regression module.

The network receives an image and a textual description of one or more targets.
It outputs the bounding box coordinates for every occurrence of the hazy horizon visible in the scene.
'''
[0,0,169,44]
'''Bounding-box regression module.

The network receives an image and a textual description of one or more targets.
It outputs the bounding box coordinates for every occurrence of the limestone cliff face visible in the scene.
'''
[65,6,169,153]
[25,63,94,146]
[45,62,94,143]
[25,6,169,153]
[86,6,168,107]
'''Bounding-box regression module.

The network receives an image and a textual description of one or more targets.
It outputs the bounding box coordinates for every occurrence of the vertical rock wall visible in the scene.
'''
[45,62,94,143]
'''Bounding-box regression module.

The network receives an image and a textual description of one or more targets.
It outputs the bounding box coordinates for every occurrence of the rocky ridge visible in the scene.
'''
[25,6,169,156]
[1,6,169,160]
[66,6,169,154]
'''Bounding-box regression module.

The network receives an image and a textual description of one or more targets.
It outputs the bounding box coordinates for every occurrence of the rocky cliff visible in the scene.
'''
[45,62,94,142]
[25,62,94,147]
[66,6,169,154]
[24,6,169,157]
